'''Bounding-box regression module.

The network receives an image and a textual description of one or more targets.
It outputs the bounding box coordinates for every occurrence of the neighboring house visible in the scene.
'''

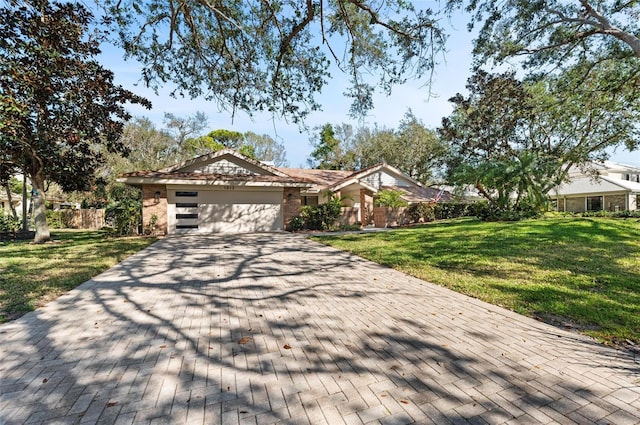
[0,192,21,215]
[47,196,80,211]
[549,161,640,212]
[118,149,449,235]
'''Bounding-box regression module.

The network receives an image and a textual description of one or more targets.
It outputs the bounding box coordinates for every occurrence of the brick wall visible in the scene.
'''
[359,189,374,225]
[142,184,168,235]
[373,206,411,228]
[283,188,301,230]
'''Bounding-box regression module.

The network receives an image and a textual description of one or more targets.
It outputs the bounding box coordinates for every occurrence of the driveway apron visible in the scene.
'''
[1,233,639,424]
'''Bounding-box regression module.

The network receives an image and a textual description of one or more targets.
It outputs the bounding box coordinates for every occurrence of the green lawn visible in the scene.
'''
[0,230,157,323]
[312,217,640,346]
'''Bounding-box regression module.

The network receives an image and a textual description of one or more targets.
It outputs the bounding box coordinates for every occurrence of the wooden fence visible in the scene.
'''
[61,209,105,229]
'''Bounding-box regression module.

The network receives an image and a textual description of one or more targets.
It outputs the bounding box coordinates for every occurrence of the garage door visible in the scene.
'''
[167,188,283,234]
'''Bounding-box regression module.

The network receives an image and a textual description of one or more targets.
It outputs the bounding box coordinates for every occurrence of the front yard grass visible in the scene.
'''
[312,217,640,347]
[0,230,157,323]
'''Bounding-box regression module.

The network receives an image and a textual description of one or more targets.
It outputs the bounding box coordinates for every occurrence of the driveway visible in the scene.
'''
[1,234,639,424]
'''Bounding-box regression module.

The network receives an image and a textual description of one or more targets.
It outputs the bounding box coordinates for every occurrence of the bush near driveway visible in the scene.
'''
[312,217,640,347]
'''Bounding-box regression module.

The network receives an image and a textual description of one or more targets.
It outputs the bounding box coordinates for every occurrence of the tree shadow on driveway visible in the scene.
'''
[1,233,639,424]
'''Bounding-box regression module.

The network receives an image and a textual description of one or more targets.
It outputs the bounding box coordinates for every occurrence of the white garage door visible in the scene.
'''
[167,187,283,234]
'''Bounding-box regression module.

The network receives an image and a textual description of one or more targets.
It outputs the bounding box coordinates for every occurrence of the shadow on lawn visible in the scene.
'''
[317,218,640,343]
[0,232,156,322]
[0,232,639,424]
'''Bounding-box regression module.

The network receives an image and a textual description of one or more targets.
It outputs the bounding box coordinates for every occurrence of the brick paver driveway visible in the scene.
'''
[1,234,639,424]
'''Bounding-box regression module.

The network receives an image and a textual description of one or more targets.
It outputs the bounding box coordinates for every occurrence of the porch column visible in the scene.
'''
[283,188,301,230]
[359,188,374,225]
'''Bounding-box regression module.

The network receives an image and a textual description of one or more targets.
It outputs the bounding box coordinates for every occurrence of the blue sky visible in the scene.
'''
[98,11,640,169]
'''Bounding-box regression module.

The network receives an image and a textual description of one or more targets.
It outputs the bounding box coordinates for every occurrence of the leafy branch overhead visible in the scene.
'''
[453,0,640,67]
[101,0,446,122]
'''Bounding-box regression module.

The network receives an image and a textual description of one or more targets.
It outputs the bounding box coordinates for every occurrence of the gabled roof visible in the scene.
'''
[118,149,314,187]
[279,163,426,193]
[329,162,424,192]
[551,175,640,196]
[118,149,438,195]
[381,185,451,203]
[602,160,640,173]
[160,148,290,177]
[567,160,640,177]
[277,168,353,190]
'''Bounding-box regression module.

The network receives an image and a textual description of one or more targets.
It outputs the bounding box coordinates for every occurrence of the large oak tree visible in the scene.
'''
[440,68,640,214]
[0,0,150,243]
[101,0,446,123]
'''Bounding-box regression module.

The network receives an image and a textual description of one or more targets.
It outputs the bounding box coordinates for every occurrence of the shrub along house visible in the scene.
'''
[118,149,447,235]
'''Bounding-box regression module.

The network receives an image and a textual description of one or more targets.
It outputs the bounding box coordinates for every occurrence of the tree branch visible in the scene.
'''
[273,0,314,87]
[346,0,422,38]
[579,0,640,57]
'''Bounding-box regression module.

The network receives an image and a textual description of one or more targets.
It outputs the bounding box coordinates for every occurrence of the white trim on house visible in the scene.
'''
[328,178,378,194]
[119,177,312,188]
[329,163,424,192]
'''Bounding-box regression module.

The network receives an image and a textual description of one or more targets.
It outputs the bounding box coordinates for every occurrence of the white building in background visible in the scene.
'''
[549,161,640,212]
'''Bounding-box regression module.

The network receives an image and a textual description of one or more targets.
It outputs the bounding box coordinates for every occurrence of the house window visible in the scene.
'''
[175,191,198,197]
[586,196,603,211]
[176,224,198,229]
[176,213,198,219]
[176,202,198,208]
[302,196,318,206]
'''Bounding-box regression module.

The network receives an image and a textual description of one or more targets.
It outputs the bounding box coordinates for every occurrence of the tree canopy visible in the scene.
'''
[0,0,150,242]
[439,68,640,215]
[452,0,640,66]
[184,129,288,165]
[307,114,446,184]
[449,1,640,119]
[308,124,354,170]
[101,0,446,123]
[355,111,447,184]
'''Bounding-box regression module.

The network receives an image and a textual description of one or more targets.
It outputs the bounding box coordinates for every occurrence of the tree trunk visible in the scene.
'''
[31,172,50,243]
[22,174,28,232]
[3,183,18,219]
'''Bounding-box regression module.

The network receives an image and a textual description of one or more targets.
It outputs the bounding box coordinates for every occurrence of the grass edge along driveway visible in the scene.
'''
[0,230,157,323]
[312,217,640,348]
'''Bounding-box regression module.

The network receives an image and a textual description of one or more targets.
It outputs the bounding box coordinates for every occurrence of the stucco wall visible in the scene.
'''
[336,207,359,226]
